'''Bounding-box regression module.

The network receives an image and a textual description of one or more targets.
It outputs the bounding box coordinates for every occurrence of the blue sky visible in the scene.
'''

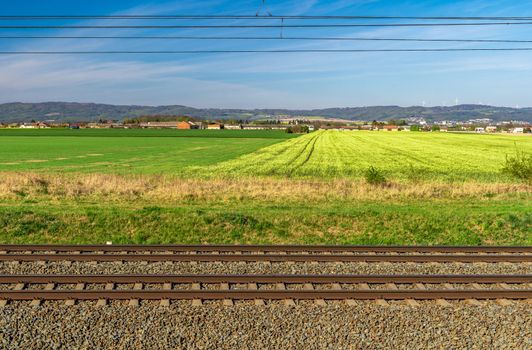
[1,0,532,108]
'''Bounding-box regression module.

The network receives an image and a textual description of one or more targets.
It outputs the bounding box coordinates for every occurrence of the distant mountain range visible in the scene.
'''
[0,102,531,123]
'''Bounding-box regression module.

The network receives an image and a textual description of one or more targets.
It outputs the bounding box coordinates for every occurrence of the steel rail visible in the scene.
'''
[0,274,530,284]
[0,244,529,253]
[0,289,530,300]
[0,253,530,263]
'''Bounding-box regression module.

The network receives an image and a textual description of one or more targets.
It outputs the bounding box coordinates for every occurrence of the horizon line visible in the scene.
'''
[0,101,530,110]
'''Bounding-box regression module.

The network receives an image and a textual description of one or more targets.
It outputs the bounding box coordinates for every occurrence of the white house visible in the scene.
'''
[19,123,36,129]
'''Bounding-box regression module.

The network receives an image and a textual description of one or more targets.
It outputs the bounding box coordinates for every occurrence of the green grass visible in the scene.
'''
[0,129,295,174]
[204,130,532,182]
[0,128,530,245]
[1,129,529,181]
[0,128,297,139]
[0,198,529,245]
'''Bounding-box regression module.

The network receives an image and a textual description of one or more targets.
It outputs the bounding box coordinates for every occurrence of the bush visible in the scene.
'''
[364,166,387,185]
[286,125,309,134]
[502,149,532,182]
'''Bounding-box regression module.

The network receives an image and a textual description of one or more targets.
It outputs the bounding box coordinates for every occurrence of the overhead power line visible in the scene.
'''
[2,22,532,29]
[1,15,532,20]
[1,35,532,44]
[2,48,532,54]
[255,0,273,17]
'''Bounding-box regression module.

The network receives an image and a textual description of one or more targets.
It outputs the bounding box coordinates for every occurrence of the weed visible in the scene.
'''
[364,166,387,185]
[502,148,532,182]
[31,177,49,194]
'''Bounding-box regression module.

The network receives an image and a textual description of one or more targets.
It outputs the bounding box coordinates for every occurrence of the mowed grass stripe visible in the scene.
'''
[203,130,531,181]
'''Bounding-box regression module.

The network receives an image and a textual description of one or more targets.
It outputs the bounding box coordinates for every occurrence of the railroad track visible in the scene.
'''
[0,245,530,306]
[0,274,530,306]
[0,244,531,263]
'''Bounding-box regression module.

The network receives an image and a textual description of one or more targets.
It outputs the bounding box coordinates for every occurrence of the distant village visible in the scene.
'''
[0,115,530,134]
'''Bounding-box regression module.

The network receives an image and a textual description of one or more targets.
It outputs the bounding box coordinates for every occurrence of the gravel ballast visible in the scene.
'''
[1,261,530,275]
[1,261,530,349]
[0,303,530,349]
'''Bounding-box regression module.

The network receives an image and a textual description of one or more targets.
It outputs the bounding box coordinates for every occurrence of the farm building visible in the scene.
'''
[475,127,485,133]
[512,127,524,133]
[87,122,113,129]
[224,124,243,130]
[486,126,498,132]
[19,123,37,129]
[140,121,181,128]
[242,124,289,130]
[207,123,224,130]
[382,125,400,131]
[320,125,358,131]
[137,121,200,129]
[177,121,199,130]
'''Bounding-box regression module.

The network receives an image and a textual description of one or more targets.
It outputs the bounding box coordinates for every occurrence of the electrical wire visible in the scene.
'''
[1,15,532,20]
[1,35,531,43]
[2,48,532,54]
[2,22,532,29]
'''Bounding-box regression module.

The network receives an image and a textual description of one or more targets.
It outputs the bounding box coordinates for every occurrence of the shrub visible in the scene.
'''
[286,125,309,134]
[502,149,532,182]
[364,166,387,185]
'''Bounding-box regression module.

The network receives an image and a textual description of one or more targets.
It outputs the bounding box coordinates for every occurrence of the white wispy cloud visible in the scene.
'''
[2,0,532,108]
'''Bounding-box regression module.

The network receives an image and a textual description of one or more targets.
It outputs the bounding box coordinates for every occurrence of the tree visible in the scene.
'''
[286,125,309,134]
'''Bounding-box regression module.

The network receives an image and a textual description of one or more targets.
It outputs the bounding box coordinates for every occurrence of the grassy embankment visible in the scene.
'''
[0,129,530,245]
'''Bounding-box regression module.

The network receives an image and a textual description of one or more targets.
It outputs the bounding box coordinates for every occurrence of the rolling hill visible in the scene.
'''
[0,102,531,123]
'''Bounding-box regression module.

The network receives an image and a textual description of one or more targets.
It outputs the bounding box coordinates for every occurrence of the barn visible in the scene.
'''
[207,123,224,130]
[177,121,199,130]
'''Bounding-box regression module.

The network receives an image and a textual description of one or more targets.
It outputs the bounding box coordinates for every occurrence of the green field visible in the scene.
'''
[0,128,298,139]
[0,129,530,245]
[0,129,295,173]
[1,129,529,181]
[205,130,532,181]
